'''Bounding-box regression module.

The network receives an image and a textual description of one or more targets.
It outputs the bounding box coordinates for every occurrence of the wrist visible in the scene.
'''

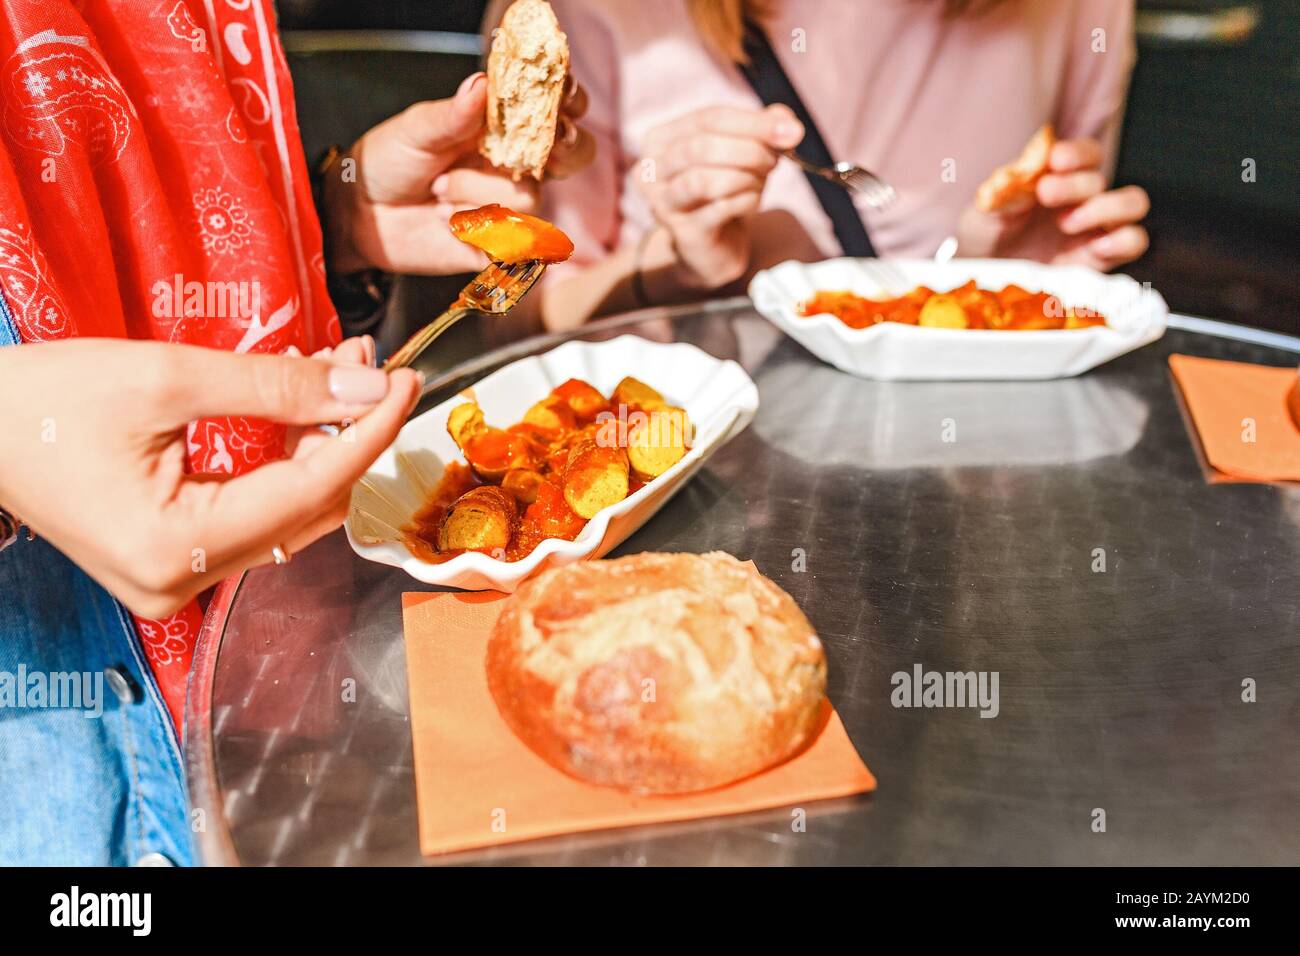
[316,146,371,274]
[663,230,716,292]
[313,146,394,330]
[638,227,716,303]
[957,202,1033,259]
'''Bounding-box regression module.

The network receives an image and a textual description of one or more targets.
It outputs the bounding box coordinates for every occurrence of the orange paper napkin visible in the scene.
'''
[1169,354,1300,483]
[401,590,876,857]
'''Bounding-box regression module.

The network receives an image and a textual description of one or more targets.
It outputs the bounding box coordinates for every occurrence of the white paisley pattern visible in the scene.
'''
[186,416,283,475]
[2,30,135,166]
[0,223,73,340]
[166,1,206,50]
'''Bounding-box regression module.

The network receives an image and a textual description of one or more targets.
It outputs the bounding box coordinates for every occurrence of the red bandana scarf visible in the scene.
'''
[0,0,340,729]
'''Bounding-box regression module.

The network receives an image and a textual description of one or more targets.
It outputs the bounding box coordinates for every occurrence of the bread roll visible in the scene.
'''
[975,123,1056,213]
[486,552,828,793]
[480,0,569,181]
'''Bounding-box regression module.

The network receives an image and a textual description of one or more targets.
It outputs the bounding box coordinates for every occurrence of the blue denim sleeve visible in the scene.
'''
[0,285,194,866]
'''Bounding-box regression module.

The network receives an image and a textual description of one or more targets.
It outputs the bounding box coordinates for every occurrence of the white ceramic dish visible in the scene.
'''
[748,258,1168,381]
[345,335,759,591]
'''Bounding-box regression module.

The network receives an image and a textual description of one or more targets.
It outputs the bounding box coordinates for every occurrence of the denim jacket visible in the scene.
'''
[0,291,194,866]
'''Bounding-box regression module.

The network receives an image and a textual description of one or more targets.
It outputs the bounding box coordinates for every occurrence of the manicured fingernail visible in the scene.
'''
[285,345,303,358]
[329,365,389,404]
[775,121,803,147]
[562,73,576,100]
[432,173,450,197]
[363,335,376,367]
[456,71,485,101]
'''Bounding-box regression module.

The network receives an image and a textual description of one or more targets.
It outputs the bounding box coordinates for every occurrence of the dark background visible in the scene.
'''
[276,0,1300,336]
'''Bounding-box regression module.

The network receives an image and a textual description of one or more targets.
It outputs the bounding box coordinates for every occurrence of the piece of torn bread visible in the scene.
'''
[480,0,569,181]
[975,124,1056,213]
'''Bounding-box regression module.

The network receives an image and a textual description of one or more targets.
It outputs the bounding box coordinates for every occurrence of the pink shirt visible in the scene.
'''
[531,0,1136,274]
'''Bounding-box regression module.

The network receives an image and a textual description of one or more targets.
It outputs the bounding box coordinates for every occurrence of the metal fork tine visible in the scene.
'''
[471,262,509,295]
[784,149,898,208]
[383,258,548,370]
[846,170,897,209]
[877,259,909,292]
[863,176,893,198]
[857,256,908,294]
[467,257,547,313]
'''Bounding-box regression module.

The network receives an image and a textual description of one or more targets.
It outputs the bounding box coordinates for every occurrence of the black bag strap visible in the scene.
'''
[738,19,876,258]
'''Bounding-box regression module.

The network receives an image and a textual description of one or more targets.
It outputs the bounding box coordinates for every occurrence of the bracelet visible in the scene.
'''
[630,229,656,309]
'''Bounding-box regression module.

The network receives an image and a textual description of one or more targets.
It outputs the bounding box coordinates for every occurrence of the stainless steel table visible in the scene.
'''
[186,300,1300,866]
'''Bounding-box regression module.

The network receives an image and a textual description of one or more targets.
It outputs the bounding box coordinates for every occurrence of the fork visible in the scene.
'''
[382,258,547,371]
[855,233,960,296]
[781,150,898,209]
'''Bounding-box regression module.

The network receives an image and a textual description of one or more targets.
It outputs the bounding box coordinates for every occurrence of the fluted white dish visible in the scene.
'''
[748,258,1168,381]
[345,335,759,591]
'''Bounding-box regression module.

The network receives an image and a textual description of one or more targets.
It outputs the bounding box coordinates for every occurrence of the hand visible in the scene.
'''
[0,337,421,618]
[958,137,1150,271]
[325,72,594,275]
[638,105,803,289]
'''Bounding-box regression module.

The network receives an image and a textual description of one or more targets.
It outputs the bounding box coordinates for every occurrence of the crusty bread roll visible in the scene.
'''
[975,123,1056,213]
[487,552,828,793]
[481,0,569,181]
